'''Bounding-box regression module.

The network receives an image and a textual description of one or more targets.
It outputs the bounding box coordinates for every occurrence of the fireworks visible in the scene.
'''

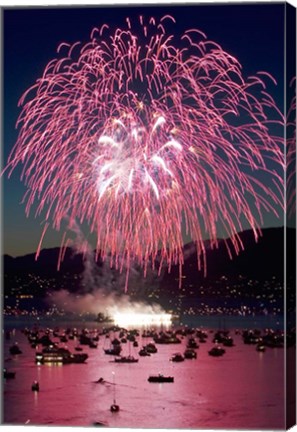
[286,78,296,218]
[6,15,284,289]
[112,311,172,328]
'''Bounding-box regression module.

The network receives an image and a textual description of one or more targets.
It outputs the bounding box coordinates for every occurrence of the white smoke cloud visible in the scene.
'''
[48,288,166,317]
[46,218,167,317]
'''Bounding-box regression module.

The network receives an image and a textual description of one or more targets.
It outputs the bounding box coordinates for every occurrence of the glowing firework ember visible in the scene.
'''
[6,15,284,289]
[112,311,172,328]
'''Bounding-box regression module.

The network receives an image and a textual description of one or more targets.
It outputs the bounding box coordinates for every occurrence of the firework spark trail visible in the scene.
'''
[286,78,296,218]
[6,15,284,290]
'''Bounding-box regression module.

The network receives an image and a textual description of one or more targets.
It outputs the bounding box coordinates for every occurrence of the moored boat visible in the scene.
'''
[171,353,184,362]
[148,374,174,383]
[89,341,98,349]
[208,346,226,357]
[32,381,39,391]
[36,346,88,364]
[104,345,122,356]
[139,348,151,356]
[154,334,181,344]
[184,349,197,359]
[222,337,235,347]
[3,368,16,379]
[187,338,199,349]
[114,355,139,363]
[9,343,22,355]
[144,343,158,353]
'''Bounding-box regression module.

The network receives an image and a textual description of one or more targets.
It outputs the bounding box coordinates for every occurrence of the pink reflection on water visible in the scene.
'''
[3,326,285,429]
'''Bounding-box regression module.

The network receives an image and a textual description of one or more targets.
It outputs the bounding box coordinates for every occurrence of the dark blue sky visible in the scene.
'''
[2,3,286,257]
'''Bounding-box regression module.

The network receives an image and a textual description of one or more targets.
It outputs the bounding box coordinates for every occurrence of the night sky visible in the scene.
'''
[2,2,286,257]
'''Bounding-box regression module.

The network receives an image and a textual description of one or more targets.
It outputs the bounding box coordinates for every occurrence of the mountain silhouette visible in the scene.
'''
[3,227,293,284]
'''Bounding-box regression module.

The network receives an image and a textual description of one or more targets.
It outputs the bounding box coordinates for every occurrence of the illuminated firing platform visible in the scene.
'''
[112,312,172,328]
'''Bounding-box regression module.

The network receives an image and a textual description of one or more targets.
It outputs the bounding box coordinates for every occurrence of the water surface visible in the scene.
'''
[2,321,285,429]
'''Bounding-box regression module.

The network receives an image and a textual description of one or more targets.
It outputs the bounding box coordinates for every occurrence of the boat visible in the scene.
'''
[222,337,235,347]
[196,330,208,340]
[110,372,120,412]
[93,421,108,427]
[3,368,16,379]
[104,345,122,356]
[79,334,92,345]
[256,344,266,352]
[208,346,226,357]
[154,335,182,344]
[89,341,98,349]
[37,335,54,346]
[9,343,22,355]
[242,330,261,345]
[139,348,151,356]
[32,381,39,391]
[114,355,139,363]
[110,403,120,412]
[95,377,105,384]
[184,349,197,359]
[142,330,157,338]
[171,353,184,362]
[186,338,199,349]
[144,343,158,353]
[71,352,89,363]
[212,331,225,343]
[262,332,284,348]
[148,374,174,383]
[35,346,88,364]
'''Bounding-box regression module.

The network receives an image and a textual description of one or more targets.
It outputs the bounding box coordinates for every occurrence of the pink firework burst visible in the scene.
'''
[286,77,296,218]
[6,15,284,290]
